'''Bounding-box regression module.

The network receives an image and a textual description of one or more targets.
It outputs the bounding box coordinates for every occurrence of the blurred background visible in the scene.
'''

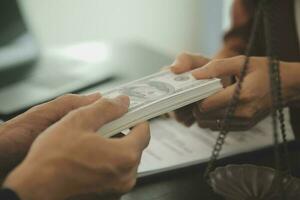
[0,0,233,119]
[19,0,232,56]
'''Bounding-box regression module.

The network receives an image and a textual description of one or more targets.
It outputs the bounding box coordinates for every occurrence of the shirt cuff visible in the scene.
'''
[0,188,21,200]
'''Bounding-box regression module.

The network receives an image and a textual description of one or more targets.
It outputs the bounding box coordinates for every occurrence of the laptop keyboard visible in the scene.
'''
[0,56,113,115]
[29,59,82,88]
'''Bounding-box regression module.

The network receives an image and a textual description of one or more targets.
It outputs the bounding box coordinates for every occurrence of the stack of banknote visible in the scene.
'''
[98,70,222,137]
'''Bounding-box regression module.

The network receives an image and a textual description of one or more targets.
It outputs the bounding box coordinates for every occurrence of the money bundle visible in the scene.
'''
[98,70,222,137]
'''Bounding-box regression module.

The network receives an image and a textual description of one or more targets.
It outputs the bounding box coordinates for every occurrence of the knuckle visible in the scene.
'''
[117,151,139,171]
[233,55,247,66]
[102,98,127,114]
[101,98,117,109]
[102,164,137,193]
[58,94,78,102]
[27,104,44,113]
[233,55,246,65]
[177,52,189,59]
[210,58,224,66]
[67,108,87,121]
[112,175,136,194]
[68,109,80,117]
[176,52,192,64]
[238,107,256,118]
[125,152,139,167]
[119,178,136,193]
[56,94,81,109]
[196,120,209,128]
[236,55,246,62]
[240,90,256,102]
[209,59,224,74]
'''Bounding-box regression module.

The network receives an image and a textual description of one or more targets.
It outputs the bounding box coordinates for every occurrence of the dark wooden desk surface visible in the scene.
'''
[123,143,300,200]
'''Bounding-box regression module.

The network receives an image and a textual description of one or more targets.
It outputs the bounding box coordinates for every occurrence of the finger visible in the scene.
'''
[194,103,258,120]
[27,93,101,121]
[198,84,236,113]
[170,52,210,74]
[221,76,235,87]
[67,193,121,200]
[193,103,268,131]
[64,95,130,131]
[182,117,196,127]
[121,122,150,152]
[173,104,196,126]
[194,115,261,131]
[192,106,226,120]
[191,56,246,79]
[6,93,102,132]
[192,106,224,129]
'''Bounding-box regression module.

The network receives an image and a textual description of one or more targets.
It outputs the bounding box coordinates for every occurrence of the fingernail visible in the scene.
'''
[86,92,101,101]
[161,66,171,71]
[170,59,178,67]
[114,95,130,107]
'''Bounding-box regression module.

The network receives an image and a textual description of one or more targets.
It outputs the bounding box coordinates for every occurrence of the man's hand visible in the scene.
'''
[169,52,210,126]
[0,93,101,178]
[3,96,150,200]
[190,56,273,130]
[171,54,300,130]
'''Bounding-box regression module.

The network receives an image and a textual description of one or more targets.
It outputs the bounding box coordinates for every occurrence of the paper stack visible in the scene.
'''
[138,113,295,177]
[98,70,222,137]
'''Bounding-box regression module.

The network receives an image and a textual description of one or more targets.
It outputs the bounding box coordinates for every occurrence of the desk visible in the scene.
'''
[1,42,299,200]
[123,143,300,200]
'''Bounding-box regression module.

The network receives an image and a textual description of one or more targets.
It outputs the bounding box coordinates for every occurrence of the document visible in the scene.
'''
[138,110,295,177]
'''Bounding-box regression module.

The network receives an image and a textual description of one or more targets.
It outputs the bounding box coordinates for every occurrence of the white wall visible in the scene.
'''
[18,0,226,56]
[222,0,233,31]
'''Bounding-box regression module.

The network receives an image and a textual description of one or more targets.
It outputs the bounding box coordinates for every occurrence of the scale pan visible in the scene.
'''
[209,164,300,200]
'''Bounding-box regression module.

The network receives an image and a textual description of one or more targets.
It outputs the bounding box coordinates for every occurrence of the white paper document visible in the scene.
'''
[138,111,295,177]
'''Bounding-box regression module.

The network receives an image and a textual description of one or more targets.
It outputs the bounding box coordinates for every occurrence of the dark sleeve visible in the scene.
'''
[223,0,258,54]
[0,188,21,200]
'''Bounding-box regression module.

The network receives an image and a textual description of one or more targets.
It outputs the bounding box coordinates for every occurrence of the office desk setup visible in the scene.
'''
[1,42,300,200]
[1,1,300,199]
[123,142,300,200]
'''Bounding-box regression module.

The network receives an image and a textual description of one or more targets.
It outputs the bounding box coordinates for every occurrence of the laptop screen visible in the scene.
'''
[0,0,27,46]
[0,0,39,87]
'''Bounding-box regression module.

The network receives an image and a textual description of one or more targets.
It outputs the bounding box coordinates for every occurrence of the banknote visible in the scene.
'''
[98,70,222,137]
[103,70,218,113]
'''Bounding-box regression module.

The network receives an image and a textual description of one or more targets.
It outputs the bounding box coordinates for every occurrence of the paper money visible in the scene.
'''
[98,70,222,137]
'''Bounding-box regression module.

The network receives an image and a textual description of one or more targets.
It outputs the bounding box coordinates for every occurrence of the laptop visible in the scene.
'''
[0,0,172,120]
[0,0,114,119]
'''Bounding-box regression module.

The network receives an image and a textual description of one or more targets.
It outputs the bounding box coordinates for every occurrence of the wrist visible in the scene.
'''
[281,62,300,104]
[3,160,63,200]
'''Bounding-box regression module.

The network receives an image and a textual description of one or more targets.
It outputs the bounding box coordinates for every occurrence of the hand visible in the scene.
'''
[172,55,300,130]
[169,52,210,126]
[3,96,150,200]
[0,93,101,178]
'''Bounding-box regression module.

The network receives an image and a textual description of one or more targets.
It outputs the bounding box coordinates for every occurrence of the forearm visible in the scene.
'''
[0,127,17,180]
[281,62,300,105]
[3,161,62,200]
[0,126,25,180]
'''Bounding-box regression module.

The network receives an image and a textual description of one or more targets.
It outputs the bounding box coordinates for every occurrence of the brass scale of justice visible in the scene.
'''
[203,0,300,199]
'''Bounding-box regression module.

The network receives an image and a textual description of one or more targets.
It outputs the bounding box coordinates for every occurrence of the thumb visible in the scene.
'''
[170,52,210,74]
[121,122,150,152]
[62,95,130,132]
[7,93,102,133]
